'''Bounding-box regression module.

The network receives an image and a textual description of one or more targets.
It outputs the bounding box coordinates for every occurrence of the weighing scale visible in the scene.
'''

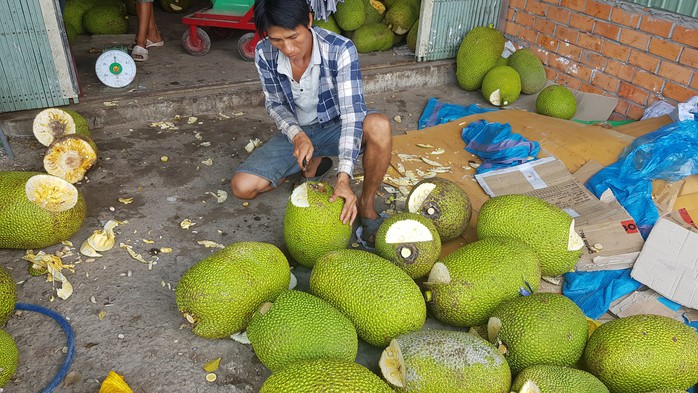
[95,47,137,89]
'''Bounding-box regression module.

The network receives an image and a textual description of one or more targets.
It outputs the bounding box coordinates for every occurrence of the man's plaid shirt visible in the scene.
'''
[254,26,367,177]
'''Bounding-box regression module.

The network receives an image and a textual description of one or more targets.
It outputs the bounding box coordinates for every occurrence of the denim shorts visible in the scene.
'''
[234,117,345,187]
[137,0,154,3]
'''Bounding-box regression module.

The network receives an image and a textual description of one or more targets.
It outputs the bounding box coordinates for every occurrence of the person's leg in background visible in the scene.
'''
[132,0,162,61]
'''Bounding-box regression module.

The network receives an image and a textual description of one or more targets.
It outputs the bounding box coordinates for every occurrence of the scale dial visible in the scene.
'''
[95,49,137,88]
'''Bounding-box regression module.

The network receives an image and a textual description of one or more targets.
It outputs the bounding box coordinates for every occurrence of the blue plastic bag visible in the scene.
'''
[461,119,540,173]
[562,269,642,320]
[586,120,698,238]
[418,97,497,129]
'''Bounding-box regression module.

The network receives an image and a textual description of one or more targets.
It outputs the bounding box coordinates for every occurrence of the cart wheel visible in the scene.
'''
[182,27,211,56]
[237,32,256,61]
[210,27,233,40]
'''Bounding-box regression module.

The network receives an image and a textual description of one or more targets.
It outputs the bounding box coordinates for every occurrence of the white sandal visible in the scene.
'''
[146,39,164,48]
[131,45,148,62]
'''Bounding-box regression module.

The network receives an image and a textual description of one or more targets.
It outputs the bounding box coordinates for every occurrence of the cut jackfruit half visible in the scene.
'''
[44,134,98,183]
[33,108,77,146]
[384,219,434,244]
[568,220,584,251]
[378,338,407,388]
[25,174,78,213]
[406,182,436,213]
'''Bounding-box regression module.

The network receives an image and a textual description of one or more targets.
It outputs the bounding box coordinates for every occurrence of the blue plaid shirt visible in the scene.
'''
[254,26,367,177]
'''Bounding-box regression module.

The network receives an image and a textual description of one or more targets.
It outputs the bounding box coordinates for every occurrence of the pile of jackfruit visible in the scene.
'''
[315,0,422,53]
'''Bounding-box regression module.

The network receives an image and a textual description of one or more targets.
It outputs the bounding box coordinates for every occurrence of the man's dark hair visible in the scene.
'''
[253,0,311,37]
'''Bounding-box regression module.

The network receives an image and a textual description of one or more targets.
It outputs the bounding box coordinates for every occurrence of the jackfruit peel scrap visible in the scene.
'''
[197,240,224,249]
[518,380,541,393]
[119,243,150,264]
[207,190,228,203]
[203,358,221,373]
[23,251,74,299]
[230,331,250,344]
[99,371,133,393]
[378,339,406,388]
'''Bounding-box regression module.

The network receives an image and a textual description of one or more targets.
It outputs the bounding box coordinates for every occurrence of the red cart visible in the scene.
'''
[181,0,261,61]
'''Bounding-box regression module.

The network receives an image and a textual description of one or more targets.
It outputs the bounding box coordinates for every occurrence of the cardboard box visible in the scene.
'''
[609,288,698,323]
[631,210,698,309]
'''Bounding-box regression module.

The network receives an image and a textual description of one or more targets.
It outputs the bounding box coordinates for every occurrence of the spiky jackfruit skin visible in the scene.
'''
[583,314,698,393]
[407,177,472,241]
[82,5,127,35]
[384,0,419,35]
[390,330,511,393]
[63,0,96,35]
[406,20,419,52]
[260,359,393,392]
[309,249,426,347]
[363,0,386,24]
[313,14,341,35]
[457,26,505,91]
[62,109,91,138]
[334,0,365,31]
[0,268,16,326]
[511,365,609,393]
[481,65,522,107]
[246,290,358,372]
[375,212,441,279]
[175,242,290,339]
[0,172,86,249]
[425,237,541,327]
[477,194,581,277]
[65,23,78,44]
[0,329,18,388]
[283,182,351,268]
[507,48,546,95]
[489,293,588,375]
[352,23,395,53]
[536,84,577,120]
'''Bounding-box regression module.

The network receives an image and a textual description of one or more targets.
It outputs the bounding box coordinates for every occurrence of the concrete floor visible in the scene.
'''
[0,2,494,391]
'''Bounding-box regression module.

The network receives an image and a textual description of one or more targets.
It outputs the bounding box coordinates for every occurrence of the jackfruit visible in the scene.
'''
[158,0,190,13]
[457,26,505,91]
[0,172,86,249]
[246,290,358,372]
[65,23,78,44]
[334,0,365,31]
[406,177,472,241]
[309,249,426,347]
[374,212,441,279]
[283,182,351,267]
[259,358,393,392]
[536,84,577,120]
[63,0,96,35]
[352,23,395,53]
[384,0,420,34]
[487,292,588,375]
[313,14,341,35]
[33,108,90,147]
[0,267,16,326]
[82,5,128,35]
[511,364,609,393]
[379,329,511,392]
[481,66,522,107]
[424,237,541,327]
[0,329,18,388]
[507,48,546,94]
[175,242,290,339]
[363,0,386,24]
[406,20,418,52]
[44,134,98,184]
[583,314,698,393]
[477,194,583,277]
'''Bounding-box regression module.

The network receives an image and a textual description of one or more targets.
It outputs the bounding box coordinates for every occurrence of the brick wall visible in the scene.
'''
[503,0,698,120]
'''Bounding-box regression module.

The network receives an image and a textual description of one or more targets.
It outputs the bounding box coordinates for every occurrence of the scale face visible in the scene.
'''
[95,49,137,88]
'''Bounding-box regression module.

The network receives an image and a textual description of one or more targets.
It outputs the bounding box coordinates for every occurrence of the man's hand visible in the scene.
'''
[330,173,358,225]
[292,132,313,171]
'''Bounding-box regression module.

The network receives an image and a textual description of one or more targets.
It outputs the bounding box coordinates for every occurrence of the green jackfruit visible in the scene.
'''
[65,22,78,44]
[0,329,18,388]
[424,237,541,327]
[380,329,511,392]
[384,0,419,35]
[457,26,505,91]
[175,242,290,339]
[334,0,365,31]
[314,14,341,35]
[309,249,426,347]
[63,0,96,35]
[508,48,547,94]
[283,182,351,268]
[0,172,86,249]
[363,0,386,24]
[583,314,698,393]
[260,359,393,392]
[477,194,584,277]
[246,290,357,372]
[352,22,395,53]
[488,293,589,375]
[375,212,441,279]
[494,55,508,67]
[481,65,522,107]
[406,20,418,52]
[0,268,16,326]
[511,364,609,393]
[536,84,577,120]
[406,177,472,241]
[82,5,127,35]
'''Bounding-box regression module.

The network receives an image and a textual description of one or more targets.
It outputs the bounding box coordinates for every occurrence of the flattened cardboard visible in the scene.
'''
[609,288,698,322]
[631,210,698,309]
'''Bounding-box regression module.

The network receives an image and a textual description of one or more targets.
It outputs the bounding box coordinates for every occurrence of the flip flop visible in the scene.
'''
[131,45,148,62]
[146,39,164,48]
[358,213,387,249]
